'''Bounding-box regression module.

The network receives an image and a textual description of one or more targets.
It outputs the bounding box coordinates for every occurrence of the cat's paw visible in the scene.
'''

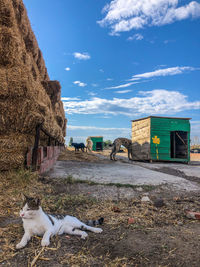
[81,232,88,239]
[94,228,103,233]
[16,242,25,249]
[41,239,50,247]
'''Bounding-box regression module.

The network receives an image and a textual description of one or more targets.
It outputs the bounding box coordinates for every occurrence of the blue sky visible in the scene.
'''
[23,0,200,144]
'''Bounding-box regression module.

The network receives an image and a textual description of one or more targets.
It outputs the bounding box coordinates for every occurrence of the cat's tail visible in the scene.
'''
[85,217,104,227]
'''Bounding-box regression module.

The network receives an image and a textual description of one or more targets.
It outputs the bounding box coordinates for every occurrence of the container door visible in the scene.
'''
[170,131,188,159]
[96,142,103,151]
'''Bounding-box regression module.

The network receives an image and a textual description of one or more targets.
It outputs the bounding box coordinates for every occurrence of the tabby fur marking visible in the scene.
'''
[110,137,132,161]
[16,195,103,249]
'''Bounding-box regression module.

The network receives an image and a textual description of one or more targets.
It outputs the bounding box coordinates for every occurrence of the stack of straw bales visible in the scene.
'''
[0,0,67,170]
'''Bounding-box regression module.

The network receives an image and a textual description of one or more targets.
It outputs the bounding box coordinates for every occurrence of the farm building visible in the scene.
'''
[131,116,190,163]
[89,136,103,151]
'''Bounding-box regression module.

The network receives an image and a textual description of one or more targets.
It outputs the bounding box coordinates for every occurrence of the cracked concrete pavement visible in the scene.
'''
[46,155,200,193]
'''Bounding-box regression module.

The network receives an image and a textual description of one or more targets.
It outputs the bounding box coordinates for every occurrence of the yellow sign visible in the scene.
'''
[152,136,160,159]
[152,136,160,144]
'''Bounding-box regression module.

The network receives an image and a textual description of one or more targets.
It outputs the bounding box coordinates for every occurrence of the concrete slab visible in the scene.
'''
[136,162,200,178]
[46,160,200,192]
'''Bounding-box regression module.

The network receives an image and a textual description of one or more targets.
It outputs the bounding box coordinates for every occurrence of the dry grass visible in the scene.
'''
[58,147,108,163]
[0,165,200,266]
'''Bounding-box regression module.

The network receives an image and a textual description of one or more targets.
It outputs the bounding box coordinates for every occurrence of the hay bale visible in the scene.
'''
[21,50,32,66]
[0,65,32,98]
[0,26,21,67]
[0,0,15,28]
[11,0,24,25]
[55,101,65,117]
[0,97,44,134]
[62,119,67,137]
[12,0,39,62]
[31,65,37,80]
[56,115,64,128]
[21,52,38,79]
[36,49,49,80]
[0,0,66,171]
[24,30,38,59]
[0,97,26,133]
[0,68,7,98]
[22,112,45,133]
[0,133,34,149]
[42,118,64,144]
[54,101,66,129]
[43,68,49,81]
[12,0,32,45]
[38,102,48,116]
[0,150,25,170]
[7,66,30,97]
[54,100,67,136]
[32,81,52,107]
[41,80,61,106]
[0,133,35,171]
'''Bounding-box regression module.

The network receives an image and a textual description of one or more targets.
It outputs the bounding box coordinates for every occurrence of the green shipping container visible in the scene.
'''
[131,116,190,163]
[89,136,103,151]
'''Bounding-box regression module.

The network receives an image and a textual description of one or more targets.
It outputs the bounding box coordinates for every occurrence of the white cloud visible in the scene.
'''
[107,78,113,81]
[73,52,91,60]
[91,83,98,87]
[191,120,200,124]
[98,0,200,34]
[65,126,131,143]
[115,90,132,94]
[191,121,200,139]
[68,125,129,131]
[62,89,200,116]
[130,66,199,80]
[73,81,87,87]
[61,97,80,101]
[163,40,175,44]
[105,81,137,89]
[65,67,70,71]
[127,33,144,41]
[88,92,97,96]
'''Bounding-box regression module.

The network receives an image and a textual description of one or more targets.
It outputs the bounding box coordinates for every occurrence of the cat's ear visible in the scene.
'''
[35,198,40,206]
[21,193,28,201]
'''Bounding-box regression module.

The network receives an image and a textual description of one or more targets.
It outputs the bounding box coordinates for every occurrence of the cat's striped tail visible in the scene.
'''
[85,217,104,226]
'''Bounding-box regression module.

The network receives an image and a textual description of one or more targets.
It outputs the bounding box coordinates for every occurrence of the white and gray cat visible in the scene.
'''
[16,195,104,249]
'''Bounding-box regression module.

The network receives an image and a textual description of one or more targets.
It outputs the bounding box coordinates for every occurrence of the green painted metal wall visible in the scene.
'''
[90,136,103,151]
[150,117,190,162]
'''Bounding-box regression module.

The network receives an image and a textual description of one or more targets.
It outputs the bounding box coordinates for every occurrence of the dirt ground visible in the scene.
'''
[0,148,200,267]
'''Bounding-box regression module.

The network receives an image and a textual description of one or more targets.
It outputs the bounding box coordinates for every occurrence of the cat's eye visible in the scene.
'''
[27,208,31,211]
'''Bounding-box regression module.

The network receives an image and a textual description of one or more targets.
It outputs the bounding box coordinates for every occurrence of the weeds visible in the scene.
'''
[63,176,157,192]
[63,175,97,185]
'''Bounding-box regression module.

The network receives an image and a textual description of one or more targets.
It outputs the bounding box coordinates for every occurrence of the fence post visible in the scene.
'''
[32,124,42,171]
[48,136,51,146]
